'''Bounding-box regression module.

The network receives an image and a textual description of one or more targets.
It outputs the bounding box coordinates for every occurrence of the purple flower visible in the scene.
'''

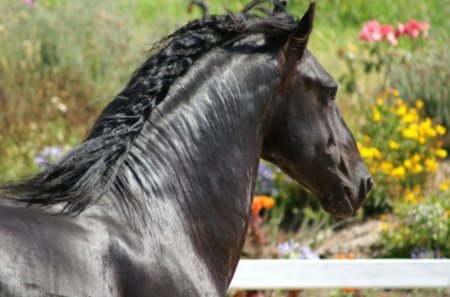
[256,161,279,196]
[258,162,274,180]
[277,240,296,256]
[277,241,320,260]
[409,246,442,259]
[299,245,320,260]
[34,146,64,168]
[34,155,49,167]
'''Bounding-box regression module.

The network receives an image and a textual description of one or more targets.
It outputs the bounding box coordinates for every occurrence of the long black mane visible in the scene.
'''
[0,0,298,215]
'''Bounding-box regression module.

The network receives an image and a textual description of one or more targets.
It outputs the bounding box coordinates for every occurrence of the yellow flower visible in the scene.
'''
[402,127,418,139]
[426,128,437,137]
[396,98,405,105]
[405,191,417,204]
[380,223,389,232]
[395,105,407,116]
[376,98,384,106]
[403,159,413,170]
[415,100,424,109]
[372,148,382,159]
[404,188,423,205]
[425,158,438,173]
[401,114,415,123]
[388,140,400,150]
[412,154,421,163]
[401,109,418,123]
[391,166,406,179]
[359,146,370,159]
[372,110,381,122]
[392,89,400,97]
[440,181,450,192]
[419,118,436,137]
[436,125,447,136]
[436,149,447,159]
[358,143,382,160]
[380,162,394,173]
[413,164,423,173]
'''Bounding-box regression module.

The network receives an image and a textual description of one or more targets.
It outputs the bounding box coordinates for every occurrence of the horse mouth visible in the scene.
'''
[319,193,355,218]
[319,180,370,218]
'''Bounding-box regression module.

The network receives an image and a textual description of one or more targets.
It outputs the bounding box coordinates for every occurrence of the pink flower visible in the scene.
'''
[23,0,34,8]
[359,20,399,46]
[380,24,398,46]
[403,19,430,39]
[359,19,430,45]
[395,23,406,38]
[359,20,382,43]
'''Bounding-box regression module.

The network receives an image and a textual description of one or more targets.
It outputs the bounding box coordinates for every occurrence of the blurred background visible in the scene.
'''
[0,1,449,296]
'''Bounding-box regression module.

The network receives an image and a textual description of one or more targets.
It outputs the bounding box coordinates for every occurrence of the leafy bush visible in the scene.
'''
[356,90,447,214]
[380,184,450,258]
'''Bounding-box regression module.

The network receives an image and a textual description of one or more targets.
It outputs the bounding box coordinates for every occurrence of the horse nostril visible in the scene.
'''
[366,177,374,193]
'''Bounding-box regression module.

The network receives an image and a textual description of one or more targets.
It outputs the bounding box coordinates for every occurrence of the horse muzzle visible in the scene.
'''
[319,174,374,218]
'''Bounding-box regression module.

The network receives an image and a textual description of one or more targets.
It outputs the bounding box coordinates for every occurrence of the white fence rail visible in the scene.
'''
[229,259,450,289]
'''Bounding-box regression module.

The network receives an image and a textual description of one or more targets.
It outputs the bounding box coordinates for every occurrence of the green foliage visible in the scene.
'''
[356,90,447,214]
[381,186,450,258]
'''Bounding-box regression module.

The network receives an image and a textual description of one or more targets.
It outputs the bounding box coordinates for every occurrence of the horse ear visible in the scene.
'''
[285,1,316,63]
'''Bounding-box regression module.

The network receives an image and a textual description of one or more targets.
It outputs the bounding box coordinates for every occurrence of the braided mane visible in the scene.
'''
[0,0,297,214]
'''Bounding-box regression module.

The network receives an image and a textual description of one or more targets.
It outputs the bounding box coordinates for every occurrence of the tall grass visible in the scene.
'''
[0,0,154,180]
[389,40,450,128]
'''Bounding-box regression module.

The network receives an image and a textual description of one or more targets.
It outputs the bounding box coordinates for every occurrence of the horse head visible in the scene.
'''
[262,2,373,218]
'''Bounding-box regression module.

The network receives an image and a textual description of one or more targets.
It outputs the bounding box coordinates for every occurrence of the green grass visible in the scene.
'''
[0,0,448,182]
[0,0,149,180]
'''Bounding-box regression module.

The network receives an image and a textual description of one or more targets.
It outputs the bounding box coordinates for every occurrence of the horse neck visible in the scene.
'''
[108,49,279,280]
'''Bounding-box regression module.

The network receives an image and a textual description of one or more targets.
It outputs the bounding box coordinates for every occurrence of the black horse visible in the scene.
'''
[0,1,372,296]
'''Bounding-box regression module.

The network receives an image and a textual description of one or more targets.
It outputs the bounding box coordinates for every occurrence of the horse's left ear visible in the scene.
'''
[285,1,315,63]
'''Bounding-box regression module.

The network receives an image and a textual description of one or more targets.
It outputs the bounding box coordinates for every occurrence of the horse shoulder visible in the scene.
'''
[0,202,120,296]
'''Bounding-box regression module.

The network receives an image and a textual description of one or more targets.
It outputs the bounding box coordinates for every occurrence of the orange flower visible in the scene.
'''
[251,199,262,215]
[336,252,353,260]
[252,196,275,215]
[261,196,275,209]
